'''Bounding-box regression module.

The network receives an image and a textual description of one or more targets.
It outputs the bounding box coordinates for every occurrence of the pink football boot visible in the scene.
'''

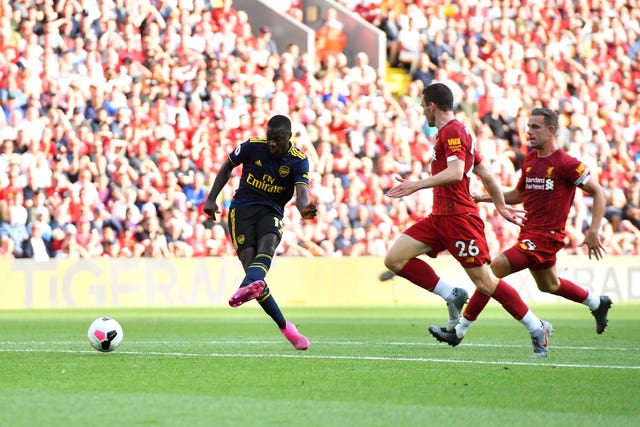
[228,280,266,308]
[280,322,310,350]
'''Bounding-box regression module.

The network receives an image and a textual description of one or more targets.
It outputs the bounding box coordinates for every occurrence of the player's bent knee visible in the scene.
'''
[475,281,495,295]
[490,263,509,278]
[383,256,404,274]
[537,283,559,294]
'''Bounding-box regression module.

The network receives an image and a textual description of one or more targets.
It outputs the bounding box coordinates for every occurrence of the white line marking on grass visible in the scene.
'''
[1,340,638,352]
[1,348,638,370]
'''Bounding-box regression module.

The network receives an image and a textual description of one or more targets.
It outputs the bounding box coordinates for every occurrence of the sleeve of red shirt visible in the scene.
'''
[439,122,467,162]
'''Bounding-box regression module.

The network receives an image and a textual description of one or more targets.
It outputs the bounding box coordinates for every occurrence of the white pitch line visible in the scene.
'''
[1,340,638,352]
[0,348,638,370]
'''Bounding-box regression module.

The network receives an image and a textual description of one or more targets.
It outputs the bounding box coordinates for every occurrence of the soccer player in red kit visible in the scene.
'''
[431,107,611,345]
[385,83,553,357]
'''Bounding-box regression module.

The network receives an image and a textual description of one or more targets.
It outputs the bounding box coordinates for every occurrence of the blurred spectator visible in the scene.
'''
[623,175,640,232]
[22,219,54,261]
[411,53,436,87]
[377,6,400,54]
[133,210,171,258]
[183,170,207,209]
[100,221,126,257]
[388,15,424,73]
[257,25,278,57]
[74,217,103,258]
[350,52,377,87]
[161,205,194,257]
[204,222,235,256]
[186,222,210,257]
[176,150,196,187]
[315,7,347,63]
[51,224,80,259]
[0,194,29,258]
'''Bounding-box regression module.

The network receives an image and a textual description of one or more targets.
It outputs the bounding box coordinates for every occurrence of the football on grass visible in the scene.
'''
[87,317,124,352]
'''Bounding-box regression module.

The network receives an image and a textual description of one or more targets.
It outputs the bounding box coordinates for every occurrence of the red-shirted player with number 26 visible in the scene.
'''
[385,83,553,357]
[431,107,611,347]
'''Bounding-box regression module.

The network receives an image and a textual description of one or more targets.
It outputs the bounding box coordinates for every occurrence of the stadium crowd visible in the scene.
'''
[0,0,639,260]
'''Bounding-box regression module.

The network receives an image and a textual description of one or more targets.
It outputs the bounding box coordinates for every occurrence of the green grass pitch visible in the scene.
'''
[1,304,638,427]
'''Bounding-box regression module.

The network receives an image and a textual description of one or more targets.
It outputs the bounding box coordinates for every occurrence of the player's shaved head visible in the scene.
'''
[266,115,292,157]
[267,115,292,133]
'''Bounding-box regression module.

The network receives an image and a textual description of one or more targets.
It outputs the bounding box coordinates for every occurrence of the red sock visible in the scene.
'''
[491,280,529,320]
[555,278,589,302]
[463,290,491,321]
[397,258,440,292]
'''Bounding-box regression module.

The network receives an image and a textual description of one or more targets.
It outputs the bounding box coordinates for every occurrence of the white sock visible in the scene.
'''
[520,310,542,334]
[455,316,474,338]
[433,279,456,300]
[582,291,600,311]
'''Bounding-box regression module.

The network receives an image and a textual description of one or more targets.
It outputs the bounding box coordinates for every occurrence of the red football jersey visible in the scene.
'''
[517,149,590,232]
[431,120,480,215]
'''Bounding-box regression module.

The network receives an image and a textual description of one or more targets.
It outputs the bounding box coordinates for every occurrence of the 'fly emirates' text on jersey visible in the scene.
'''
[431,120,481,215]
[517,149,590,233]
[228,137,310,217]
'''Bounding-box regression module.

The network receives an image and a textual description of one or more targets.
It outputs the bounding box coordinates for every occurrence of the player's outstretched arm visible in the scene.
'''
[579,179,606,260]
[472,188,522,205]
[473,161,525,226]
[295,183,318,219]
[203,159,234,221]
[386,160,464,198]
[471,162,524,205]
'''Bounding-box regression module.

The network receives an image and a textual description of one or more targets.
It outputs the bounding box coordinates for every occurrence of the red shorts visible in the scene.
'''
[503,229,565,271]
[405,212,491,268]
